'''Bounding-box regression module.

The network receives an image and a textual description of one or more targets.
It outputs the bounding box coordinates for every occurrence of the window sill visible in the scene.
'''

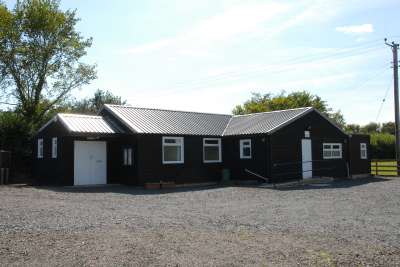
[162,161,184,165]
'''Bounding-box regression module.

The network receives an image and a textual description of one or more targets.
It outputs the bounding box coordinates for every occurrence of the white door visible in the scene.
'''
[74,141,107,185]
[301,139,312,179]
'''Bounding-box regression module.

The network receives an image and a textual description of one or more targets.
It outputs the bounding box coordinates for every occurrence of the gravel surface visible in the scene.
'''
[0,177,400,266]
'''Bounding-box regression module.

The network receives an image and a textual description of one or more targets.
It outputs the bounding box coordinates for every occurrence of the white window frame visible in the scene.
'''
[37,138,44,159]
[51,137,57,159]
[203,138,222,163]
[323,143,342,159]
[240,139,252,159]
[360,143,367,159]
[123,148,133,166]
[162,137,184,164]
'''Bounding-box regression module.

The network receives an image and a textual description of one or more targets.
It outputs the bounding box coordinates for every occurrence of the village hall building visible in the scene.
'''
[33,105,370,186]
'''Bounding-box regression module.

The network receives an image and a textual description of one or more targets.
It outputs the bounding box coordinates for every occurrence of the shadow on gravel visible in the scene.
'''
[13,177,392,194]
[29,184,225,195]
[272,176,391,191]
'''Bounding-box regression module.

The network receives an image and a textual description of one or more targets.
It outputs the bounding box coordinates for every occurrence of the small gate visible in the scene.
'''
[371,159,398,176]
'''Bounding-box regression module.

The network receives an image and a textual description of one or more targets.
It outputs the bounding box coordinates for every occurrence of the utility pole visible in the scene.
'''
[385,38,400,173]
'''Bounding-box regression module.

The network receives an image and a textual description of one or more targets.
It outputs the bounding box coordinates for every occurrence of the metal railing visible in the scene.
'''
[272,159,341,179]
[244,159,343,187]
[371,159,398,176]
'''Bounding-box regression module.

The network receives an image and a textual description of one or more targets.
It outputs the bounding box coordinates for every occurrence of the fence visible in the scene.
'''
[371,159,398,176]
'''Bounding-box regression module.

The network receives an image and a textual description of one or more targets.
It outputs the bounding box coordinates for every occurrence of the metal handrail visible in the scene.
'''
[244,169,269,183]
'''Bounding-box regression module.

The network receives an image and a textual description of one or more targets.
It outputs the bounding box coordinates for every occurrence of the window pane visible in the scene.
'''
[332,151,340,157]
[243,147,251,157]
[128,148,132,165]
[323,145,331,149]
[323,150,331,158]
[205,139,219,145]
[204,146,219,161]
[164,138,177,144]
[332,145,340,149]
[164,146,181,162]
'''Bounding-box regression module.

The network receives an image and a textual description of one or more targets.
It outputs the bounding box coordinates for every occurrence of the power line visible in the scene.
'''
[376,75,393,122]
[170,43,384,89]
[157,45,385,97]
[162,36,400,92]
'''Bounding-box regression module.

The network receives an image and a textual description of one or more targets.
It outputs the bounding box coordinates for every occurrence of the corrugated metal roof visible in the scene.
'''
[223,107,312,136]
[104,105,232,136]
[103,105,314,136]
[57,113,119,134]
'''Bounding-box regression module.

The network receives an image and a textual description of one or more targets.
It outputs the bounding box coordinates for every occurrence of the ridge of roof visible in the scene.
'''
[58,113,103,119]
[232,106,313,118]
[104,104,232,117]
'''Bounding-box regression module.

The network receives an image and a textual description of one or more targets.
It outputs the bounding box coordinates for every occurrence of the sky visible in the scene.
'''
[4,0,400,124]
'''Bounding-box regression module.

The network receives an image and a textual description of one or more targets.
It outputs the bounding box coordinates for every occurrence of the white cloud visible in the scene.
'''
[125,2,289,55]
[126,39,173,54]
[335,24,374,34]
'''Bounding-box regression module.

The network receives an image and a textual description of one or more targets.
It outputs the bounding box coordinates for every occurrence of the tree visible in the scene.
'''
[70,89,127,114]
[381,122,395,135]
[0,0,96,131]
[345,123,361,134]
[370,133,396,159]
[360,122,380,134]
[232,91,345,128]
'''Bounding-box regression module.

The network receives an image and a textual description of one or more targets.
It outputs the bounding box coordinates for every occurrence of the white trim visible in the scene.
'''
[37,139,44,159]
[37,116,57,133]
[51,137,57,159]
[232,106,313,117]
[203,138,222,163]
[360,143,367,159]
[240,139,252,159]
[323,143,342,159]
[162,136,184,164]
[311,109,348,136]
[123,147,133,166]
[102,104,143,133]
[260,107,313,135]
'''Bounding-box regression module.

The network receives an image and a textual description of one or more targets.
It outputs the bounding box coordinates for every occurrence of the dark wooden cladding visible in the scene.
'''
[33,109,371,186]
[349,134,371,176]
[223,135,269,180]
[136,134,224,184]
[269,111,349,182]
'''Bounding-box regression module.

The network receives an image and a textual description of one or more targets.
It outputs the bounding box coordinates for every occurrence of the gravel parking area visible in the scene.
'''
[1,177,400,266]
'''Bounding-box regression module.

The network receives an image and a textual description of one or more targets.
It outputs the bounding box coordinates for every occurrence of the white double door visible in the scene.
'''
[74,141,107,185]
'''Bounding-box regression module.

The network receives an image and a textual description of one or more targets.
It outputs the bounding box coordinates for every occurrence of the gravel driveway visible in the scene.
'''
[1,177,400,266]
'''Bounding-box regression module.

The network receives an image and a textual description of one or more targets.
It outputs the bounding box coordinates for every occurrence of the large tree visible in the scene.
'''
[0,0,96,130]
[70,89,127,114]
[233,91,345,128]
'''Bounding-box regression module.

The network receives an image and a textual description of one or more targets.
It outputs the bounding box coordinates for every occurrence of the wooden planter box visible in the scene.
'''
[144,183,160,190]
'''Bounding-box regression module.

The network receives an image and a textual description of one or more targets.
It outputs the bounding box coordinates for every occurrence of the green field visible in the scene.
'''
[371,161,398,176]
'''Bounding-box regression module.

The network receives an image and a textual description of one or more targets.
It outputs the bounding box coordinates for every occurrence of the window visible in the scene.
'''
[123,148,133,166]
[203,138,222,163]
[360,143,367,159]
[52,138,57,159]
[162,137,184,164]
[323,143,342,159]
[240,139,252,159]
[37,139,43,159]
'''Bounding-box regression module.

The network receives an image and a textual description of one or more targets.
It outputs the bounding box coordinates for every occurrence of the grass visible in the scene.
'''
[371,160,398,176]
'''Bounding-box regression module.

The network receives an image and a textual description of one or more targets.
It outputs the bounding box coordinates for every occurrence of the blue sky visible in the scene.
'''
[5,0,400,124]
